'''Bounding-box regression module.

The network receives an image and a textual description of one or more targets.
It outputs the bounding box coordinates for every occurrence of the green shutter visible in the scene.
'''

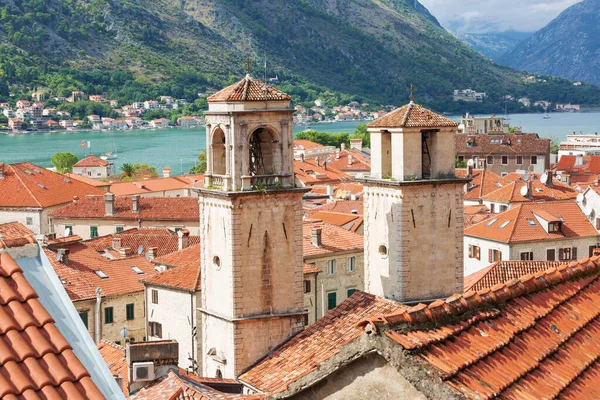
[327,292,337,310]
[116,226,124,233]
[79,312,88,329]
[104,307,113,324]
[347,289,357,297]
[90,226,98,238]
[126,304,134,320]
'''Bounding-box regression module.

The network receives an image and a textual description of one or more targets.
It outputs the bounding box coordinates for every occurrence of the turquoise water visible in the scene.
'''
[0,114,598,175]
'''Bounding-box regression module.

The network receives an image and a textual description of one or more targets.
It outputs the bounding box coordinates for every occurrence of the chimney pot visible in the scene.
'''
[104,192,115,216]
[146,247,158,260]
[112,237,122,250]
[311,227,322,248]
[131,195,140,213]
[341,143,346,151]
[178,229,190,250]
[546,170,554,187]
[119,247,131,259]
[335,149,340,159]
[162,168,172,178]
[348,154,353,166]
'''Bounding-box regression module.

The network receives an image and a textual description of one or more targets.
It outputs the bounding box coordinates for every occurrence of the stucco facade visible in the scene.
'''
[0,204,63,235]
[73,164,113,179]
[52,218,199,240]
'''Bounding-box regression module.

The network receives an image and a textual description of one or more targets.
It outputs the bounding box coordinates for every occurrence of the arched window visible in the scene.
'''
[215,368,223,379]
[212,128,226,175]
[248,127,278,176]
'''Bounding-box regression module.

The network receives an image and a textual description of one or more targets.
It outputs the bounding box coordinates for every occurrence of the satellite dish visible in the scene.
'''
[137,245,144,255]
[577,193,585,203]
[520,184,529,197]
[523,172,529,181]
[63,228,71,237]
[540,172,548,184]
[56,253,63,262]
[585,205,594,217]
[467,159,474,167]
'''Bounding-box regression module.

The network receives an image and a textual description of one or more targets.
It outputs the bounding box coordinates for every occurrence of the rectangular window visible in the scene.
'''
[347,288,357,297]
[559,247,572,261]
[490,204,495,213]
[149,322,162,338]
[304,280,311,294]
[468,245,481,260]
[516,156,523,165]
[126,303,135,321]
[104,307,113,324]
[116,226,124,233]
[327,259,336,275]
[487,156,494,165]
[547,249,556,261]
[488,249,502,263]
[548,222,560,233]
[152,289,158,304]
[26,217,33,225]
[90,226,98,238]
[501,156,508,165]
[79,311,88,329]
[531,156,538,165]
[590,246,599,257]
[520,252,534,260]
[327,292,337,310]
[573,247,578,260]
[303,312,309,326]
[347,257,356,273]
[500,205,508,212]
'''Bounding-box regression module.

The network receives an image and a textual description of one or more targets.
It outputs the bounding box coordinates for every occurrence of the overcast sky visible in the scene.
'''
[419,0,581,33]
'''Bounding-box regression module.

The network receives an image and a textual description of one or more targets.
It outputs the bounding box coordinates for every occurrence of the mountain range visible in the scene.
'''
[0,0,598,109]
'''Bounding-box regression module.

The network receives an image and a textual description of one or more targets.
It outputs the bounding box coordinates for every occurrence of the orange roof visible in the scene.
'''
[44,242,158,300]
[334,182,364,197]
[97,340,128,396]
[367,102,458,128]
[73,155,109,167]
[293,140,324,150]
[144,244,201,292]
[324,150,370,172]
[482,179,578,203]
[456,133,550,155]
[303,263,321,274]
[456,168,509,200]
[294,159,351,186]
[0,162,106,208]
[309,211,363,232]
[556,155,600,175]
[208,75,291,103]
[109,176,193,196]
[363,257,600,399]
[0,250,104,399]
[49,196,199,221]
[463,205,492,229]
[303,220,363,257]
[464,205,489,215]
[464,260,563,292]
[0,222,36,248]
[65,173,111,188]
[238,291,405,394]
[464,201,597,243]
[305,200,363,217]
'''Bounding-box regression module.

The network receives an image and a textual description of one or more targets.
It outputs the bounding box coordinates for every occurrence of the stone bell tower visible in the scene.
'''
[198,75,306,378]
[362,101,468,302]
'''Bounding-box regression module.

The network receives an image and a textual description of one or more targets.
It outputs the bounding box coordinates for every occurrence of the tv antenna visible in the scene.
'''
[408,84,416,102]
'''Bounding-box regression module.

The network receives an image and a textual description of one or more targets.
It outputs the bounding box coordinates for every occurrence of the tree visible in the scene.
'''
[132,163,158,180]
[120,163,135,178]
[455,157,467,168]
[350,124,370,148]
[550,140,559,155]
[295,130,350,148]
[189,150,207,174]
[51,152,78,173]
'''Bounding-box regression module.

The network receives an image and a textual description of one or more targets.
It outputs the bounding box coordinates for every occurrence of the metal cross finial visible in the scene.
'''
[409,84,416,102]
[245,56,253,76]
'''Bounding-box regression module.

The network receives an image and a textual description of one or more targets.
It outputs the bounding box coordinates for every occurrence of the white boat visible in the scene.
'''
[101,152,117,160]
[543,114,551,119]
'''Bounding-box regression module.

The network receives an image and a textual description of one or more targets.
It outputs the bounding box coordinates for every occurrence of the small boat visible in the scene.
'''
[543,114,551,119]
[101,152,117,160]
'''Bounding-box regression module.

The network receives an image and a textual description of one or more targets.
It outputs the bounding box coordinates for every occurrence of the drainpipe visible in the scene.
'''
[190,291,195,373]
[321,282,325,319]
[314,274,318,324]
[95,287,102,344]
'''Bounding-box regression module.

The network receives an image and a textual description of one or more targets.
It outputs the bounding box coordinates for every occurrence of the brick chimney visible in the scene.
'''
[347,154,353,166]
[178,229,190,250]
[146,247,158,260]
[545,170,554,187]
[112,237,122,250]
[57,248,70,264]
[350,138,363,152]
[119,247,131,259]
[104,192,115,216]
[311,227,322,248]
[162,168,171,178]
[131,195,140,213]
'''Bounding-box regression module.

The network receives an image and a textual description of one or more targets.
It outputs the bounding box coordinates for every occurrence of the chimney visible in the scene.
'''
[315,157,320,166]
[119,247,131,259]
[162,168,171,178]
[104,192,115,216]
[350,138,363,152]
[545,170,553,187]
[112,237,122,250]
[348,154,353,166]
[311,227,322,248]
[341,142,346,151]
[326,185,334,197]
[132,195,140,213]
[178,229,190,250]
[467,164,473,178]
[300,153,305,162]
[335,148,340,159]
[527,180,533,199]
[73,195,79,203]
[57,248,70,264]
[146,247,158,260]
[0,162,4,179]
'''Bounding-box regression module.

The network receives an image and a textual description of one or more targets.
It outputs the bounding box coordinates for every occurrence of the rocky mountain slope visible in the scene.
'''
[499,0,600,85]
[456,31,531,60]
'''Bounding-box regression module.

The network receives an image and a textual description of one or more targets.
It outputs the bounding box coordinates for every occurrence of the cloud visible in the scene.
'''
[419,0,582,33]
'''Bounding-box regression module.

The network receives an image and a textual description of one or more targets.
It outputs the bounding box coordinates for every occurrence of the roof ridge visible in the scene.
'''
[362,257,600,329]
[8,164,43,208]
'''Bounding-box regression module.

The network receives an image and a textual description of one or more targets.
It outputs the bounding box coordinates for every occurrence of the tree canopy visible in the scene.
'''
[51,152,78,173]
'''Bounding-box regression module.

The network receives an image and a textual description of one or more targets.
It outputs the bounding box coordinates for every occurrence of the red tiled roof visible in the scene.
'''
[324,150,370,172]
[294,159,351,186]
[208,76,291,103]
[49,196,199,221]
[143,244,201,292]
[464,260,563,292]
[334,182,364,197]
[456,168,509,200]
[97,340,128,396]
[110,176,195,196]
[44,243,158,301]
[0,162,106,208]
[293,140,324,150]
[305,200,363,217]
[463,206,492,229]
[367,102,458,128]
[0,222,36,248]
[556,155,600,175]
[303,220,363,258]
[482,178,578,203]
[73,155,109,167]
[464,201,597,243]
[456,133,550,155]
[238,291,405,394]
[309,211,363,232]
[65,173,111,188]
[0,250,104,399]
[364,257,600,399]
[303,263,321,274]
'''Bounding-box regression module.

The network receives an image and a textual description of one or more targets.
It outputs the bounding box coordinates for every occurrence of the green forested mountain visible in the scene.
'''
[1,0,599,110]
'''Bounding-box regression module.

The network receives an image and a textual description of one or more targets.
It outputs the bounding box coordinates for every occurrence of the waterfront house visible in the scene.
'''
[8,118,22,131]
[150,118,169,128]
[16,100,30,109]
[72,154,113,179]
[177,116,198,128]
[59,119,74,129]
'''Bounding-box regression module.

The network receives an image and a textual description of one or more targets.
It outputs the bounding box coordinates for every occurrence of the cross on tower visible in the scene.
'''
[245,56,253,76]
[408,84,416,102]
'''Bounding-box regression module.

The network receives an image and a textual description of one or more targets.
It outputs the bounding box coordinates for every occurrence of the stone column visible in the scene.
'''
[224,124,231,191]
[280,121,291,186]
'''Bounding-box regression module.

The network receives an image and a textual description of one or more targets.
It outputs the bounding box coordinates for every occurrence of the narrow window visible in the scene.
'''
[531,156,538,165]
[347,288,357,297]
[516,156,523,165]
[79,311,89,329]
[126,303,135,321]
[116,226,124,233]
[90,226,98,238]
[152,289,158,304]
[487,156,494,165]
[347,257,356,273]
[547,249,556,261]
[327,292,337,310]
[65,225,73,236]
[501,156,508,165]
[327,259,336,275]
[104,307,114,324]
[304,280,311,294]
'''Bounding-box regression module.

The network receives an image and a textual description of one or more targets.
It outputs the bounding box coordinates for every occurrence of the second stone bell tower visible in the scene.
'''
[198,74,306,378]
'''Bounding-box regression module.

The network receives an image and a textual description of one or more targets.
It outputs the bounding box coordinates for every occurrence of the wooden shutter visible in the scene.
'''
[590,246,596,257]
[559,248,565,261]
[547,249,555,261]
[476,246,480,260]
[489,249,493,263]
[158,323,162,338]
[572,247,577,260]
[596,218,600,230]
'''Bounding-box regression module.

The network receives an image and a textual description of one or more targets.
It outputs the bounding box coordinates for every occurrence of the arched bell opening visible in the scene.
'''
[248,127,280,176]
[211,128,227,176]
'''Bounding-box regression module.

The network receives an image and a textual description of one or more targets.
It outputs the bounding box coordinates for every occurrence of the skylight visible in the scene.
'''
[527,218,536,226]
[486,218,498,227]
[495,181,502,188]
[131,266,144,274]
[498,220,511,229]
[94,270,108,279]
[63,177,71,183]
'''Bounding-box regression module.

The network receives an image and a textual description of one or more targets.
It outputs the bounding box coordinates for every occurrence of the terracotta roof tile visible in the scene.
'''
[303,220,363,257]
[303,263,321,274]
[464,201,597,243]
[97,340,128,396]
[334,182,364,197]
[456,133,550,155]
[309,211,363,232]
[293,140,324,150]
[456,168,509,200]
[0,223,36,248]
[207,75,291,103]
[305,200,363,217]
[556,155,600,175]
[73,155,109,167]
[464,260,563,292]
[0,251,104,399]
[294,159,351,186]
[49,196,199,221]
[64,173,111,188]
[238,291,405,394]
[364,257,600,400]
[367,102,458,128]
[143,244,201,292]
[324,150,370,172]
[482,179,578,203]
[0,162,106,208]
[109,176,194,196]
